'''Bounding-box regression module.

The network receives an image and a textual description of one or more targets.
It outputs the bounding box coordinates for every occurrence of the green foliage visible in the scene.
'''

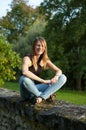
[40,0,86,90]
[0,0,37,43]
[63,1,86,90]
[0,36,22,85]
[13,36,31,58]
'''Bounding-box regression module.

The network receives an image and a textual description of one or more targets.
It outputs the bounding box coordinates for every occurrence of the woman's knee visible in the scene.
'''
[60,74,67,84]
[19,76,31,85]
[22,76,32,85]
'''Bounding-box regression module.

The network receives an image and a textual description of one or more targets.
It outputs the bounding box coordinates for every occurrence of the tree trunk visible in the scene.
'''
[76,77,82,91]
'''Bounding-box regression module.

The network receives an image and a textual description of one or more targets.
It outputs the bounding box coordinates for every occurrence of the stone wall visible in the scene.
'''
[0,88,86,130]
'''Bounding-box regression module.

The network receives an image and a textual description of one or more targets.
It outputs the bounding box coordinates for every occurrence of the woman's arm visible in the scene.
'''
[47,60,62,84]
[22,56,50,84]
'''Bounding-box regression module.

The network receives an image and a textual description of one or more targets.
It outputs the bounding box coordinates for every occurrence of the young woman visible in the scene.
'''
[19,37,67,104]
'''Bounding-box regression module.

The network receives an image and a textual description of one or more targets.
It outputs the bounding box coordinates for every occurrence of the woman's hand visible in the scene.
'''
[42,80,51,84]
[42,75,59,85]
[50,76,59,84]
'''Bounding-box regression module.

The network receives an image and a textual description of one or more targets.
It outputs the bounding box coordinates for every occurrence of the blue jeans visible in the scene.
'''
[19,74,67,100]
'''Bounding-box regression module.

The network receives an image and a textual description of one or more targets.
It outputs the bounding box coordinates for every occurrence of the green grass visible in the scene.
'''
[1,81,20,91]
[56,90,86,105]
[1,81,86,105]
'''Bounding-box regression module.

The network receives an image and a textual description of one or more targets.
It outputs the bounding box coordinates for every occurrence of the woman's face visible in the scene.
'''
[35,41,45,56]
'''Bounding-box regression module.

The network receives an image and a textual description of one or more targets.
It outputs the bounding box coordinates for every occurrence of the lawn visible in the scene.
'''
[1,81,86,105]
[56,90,86,105]
[1,81,20,91]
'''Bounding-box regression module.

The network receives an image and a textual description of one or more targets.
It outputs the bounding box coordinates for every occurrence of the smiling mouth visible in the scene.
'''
[37,48,43,51]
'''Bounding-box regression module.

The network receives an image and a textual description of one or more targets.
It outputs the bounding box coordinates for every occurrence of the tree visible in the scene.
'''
[40,0,69,75]
[63,0,86,90]
[0,0,36,43]
[0,36,21,85]
[40,0,86,90]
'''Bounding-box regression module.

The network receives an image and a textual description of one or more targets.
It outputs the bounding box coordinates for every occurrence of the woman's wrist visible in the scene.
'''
[55,70,62,77]
[40,79,45,83]
[56,73,60,76]
[55,74,60,77]
[55,74,61,78]
[41,79,51,84]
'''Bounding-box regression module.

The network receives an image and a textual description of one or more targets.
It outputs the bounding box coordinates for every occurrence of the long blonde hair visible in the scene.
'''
[31,37,49,69]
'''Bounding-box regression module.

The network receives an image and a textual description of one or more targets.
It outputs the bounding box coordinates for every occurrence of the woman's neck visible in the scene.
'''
[35,55,41,62]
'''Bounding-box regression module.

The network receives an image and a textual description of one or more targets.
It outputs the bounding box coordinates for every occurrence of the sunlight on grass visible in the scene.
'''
[56,90,86,105]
